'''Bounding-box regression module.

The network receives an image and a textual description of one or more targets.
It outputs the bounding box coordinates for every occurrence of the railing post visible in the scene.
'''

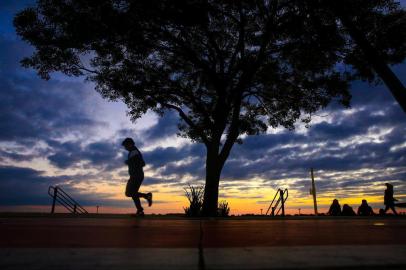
[280,189,285,217]
[51,187,58,214]
[73,204,77,214]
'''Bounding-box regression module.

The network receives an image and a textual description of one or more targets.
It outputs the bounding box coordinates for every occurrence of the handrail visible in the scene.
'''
[275,189,288,216]
[265,188,281,215]
[48,186,88,214]
[265,188,288,216]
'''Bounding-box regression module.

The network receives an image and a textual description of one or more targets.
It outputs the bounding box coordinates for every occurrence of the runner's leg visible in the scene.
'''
[137,192,148,198]
[390,205,398,215]
[133,176,144,212]
[132,196,143,212]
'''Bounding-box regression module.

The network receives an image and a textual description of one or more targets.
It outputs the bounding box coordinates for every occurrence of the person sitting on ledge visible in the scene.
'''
[327,199,342,216]
[342,204,356,216]
[357,199,374,216]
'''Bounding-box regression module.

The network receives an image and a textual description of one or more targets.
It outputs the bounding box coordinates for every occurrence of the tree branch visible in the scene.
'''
[234,1,278,96]
[73,63,98,75]
[228,0,246,74]
[160,101,210,146]
[218,2,279,163]
[181,87,215,130]
[162,31,219,85]
[218,92,242,164]
[252,94,273,115]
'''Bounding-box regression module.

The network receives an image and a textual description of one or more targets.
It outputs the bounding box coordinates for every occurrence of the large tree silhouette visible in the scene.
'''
[299,0,406,112]
[14,0,403,216]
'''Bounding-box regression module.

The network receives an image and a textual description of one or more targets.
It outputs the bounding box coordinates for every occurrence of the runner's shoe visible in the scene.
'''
[135,210,145,217]
[146,193,153,207]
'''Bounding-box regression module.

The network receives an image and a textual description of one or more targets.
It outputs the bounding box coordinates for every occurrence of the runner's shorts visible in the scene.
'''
[125,173,144,197]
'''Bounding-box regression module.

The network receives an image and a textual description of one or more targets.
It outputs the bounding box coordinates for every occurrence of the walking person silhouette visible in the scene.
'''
[122,138,152,216]
[384,183,398,215]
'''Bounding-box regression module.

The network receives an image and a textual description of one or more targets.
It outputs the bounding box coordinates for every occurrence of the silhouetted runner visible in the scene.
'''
[384,183,398,215]
[122,137,152,216]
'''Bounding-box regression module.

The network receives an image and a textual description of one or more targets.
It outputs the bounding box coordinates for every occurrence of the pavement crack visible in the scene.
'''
[198,219,206,270]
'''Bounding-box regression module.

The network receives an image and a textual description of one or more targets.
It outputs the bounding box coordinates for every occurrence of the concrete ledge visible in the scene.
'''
[1,245,406,269]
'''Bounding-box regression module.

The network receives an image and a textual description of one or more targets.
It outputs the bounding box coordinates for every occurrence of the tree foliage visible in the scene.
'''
[14,0,351,145]
[300,0,406,83]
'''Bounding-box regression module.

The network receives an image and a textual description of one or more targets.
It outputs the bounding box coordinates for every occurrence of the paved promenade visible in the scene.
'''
[1,215,406,269]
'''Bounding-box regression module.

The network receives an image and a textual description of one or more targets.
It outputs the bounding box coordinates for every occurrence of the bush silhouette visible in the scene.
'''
[184,184,204,217]
[217,201,230,217]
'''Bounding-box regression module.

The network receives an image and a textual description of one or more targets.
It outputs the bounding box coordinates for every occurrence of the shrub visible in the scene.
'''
[183,184,204,217]
[217,200,230,217]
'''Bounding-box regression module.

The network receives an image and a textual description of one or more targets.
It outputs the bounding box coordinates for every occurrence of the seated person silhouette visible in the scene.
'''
[342,204,356,216]
[357,199,374,216]
[327,199,341,216]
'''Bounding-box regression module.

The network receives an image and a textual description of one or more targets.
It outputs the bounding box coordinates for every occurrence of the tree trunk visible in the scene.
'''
[201,145,224,217]
[337,12,406,114]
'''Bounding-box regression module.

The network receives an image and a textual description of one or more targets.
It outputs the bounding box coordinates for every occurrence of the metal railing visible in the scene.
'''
[265,188,288,216]
[48,186,88,214]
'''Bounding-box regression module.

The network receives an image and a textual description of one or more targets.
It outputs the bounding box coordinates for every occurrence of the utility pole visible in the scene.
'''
[310,168,318,216]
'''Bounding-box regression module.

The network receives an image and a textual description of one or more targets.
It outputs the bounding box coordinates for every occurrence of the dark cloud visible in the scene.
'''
[143,144,205,169]
[0,77,105,142]
[219,83,406,182]
[161,157,205,178]
[143,111,180,141]
[0,165,134,207]
[143,147,181,168]
[0,149,36,162]
[0,166,69,205]
[0,36,113,173]
[116,111,181,148]
[47,140,123,170]
[142,176,180,186]
[47,141,83,168]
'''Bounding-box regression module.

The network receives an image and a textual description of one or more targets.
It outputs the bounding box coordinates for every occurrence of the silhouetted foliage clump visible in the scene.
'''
[184,185,230,217]
[184,184,204,217]
[217,200,230,217]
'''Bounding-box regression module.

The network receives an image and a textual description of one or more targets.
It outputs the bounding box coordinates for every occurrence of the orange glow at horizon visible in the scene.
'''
[2,167,405,216]
[2,192,405,216]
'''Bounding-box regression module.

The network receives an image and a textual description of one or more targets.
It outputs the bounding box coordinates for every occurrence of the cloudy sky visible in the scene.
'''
[1,1,405,215]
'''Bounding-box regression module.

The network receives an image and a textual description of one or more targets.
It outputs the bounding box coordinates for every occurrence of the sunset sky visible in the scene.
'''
[1,0,406,215]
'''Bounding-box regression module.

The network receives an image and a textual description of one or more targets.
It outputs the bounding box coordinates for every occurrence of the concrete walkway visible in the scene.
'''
[2,245,406,269]
[1,215,405,269]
